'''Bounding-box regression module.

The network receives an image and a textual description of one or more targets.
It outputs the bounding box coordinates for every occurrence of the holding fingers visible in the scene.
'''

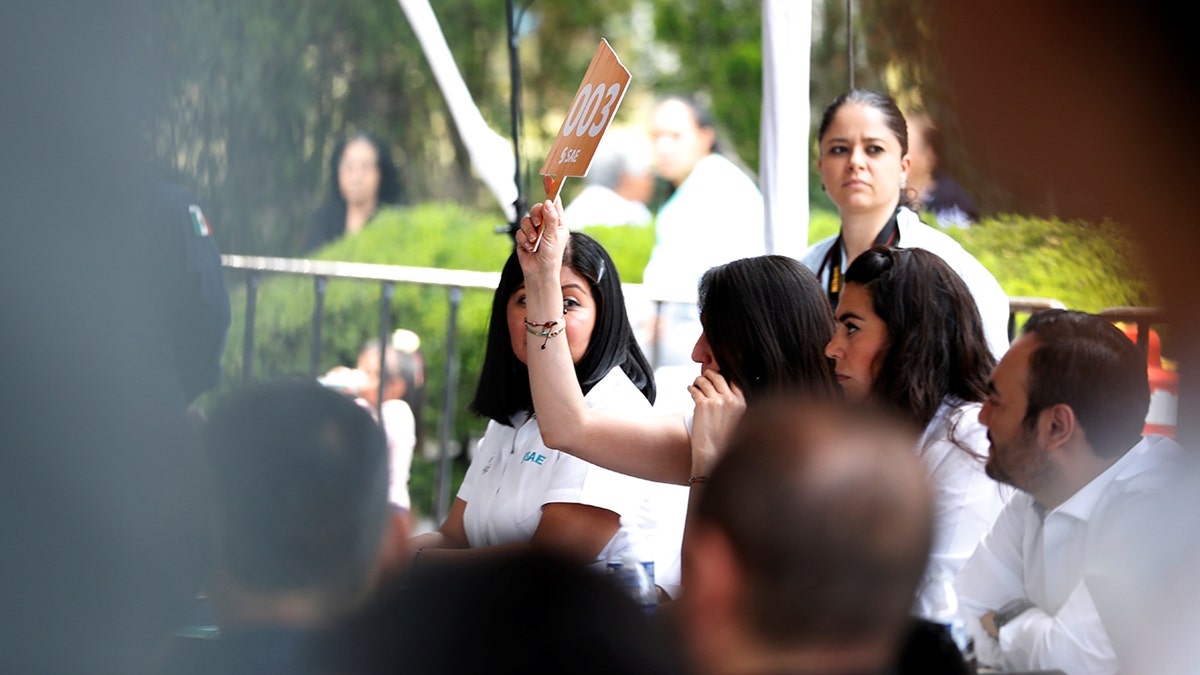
[688,369,746,479]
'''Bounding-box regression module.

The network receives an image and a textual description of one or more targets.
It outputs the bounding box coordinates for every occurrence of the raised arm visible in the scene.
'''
[514,199,692,485]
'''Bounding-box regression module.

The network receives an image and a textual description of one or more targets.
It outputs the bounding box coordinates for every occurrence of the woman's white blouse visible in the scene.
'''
[457,368,688,592]
[913,397,1014,619]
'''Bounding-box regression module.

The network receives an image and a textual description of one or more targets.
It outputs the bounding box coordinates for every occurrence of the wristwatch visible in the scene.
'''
[994,598,1035,630]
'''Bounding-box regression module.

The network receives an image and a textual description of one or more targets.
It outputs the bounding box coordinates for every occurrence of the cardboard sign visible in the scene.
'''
[540,38,631,202]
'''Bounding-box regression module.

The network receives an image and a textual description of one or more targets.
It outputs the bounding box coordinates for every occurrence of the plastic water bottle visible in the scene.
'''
[606,518,657,618]
[925,569,974,667]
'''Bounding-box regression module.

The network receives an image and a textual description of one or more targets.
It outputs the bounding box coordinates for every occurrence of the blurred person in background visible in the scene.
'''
[641,96,766,369]
[304,131,402,253]
[905,112,979,227]
[562,128,654,229]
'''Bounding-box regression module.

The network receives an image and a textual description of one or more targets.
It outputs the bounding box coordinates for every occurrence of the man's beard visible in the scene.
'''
[985,427,1056,495]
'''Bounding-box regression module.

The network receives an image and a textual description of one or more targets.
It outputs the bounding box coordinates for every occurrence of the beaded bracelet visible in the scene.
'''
[524,311,567,350]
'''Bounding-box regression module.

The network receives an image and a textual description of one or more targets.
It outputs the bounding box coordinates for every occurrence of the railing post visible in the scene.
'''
[376,281,395,420]
[242,272,260,384]
[651,300,664,370]
[436,286,463,523]
[1136,320,1150,359]
[1008,310,1017,344]
[309,276,328,378]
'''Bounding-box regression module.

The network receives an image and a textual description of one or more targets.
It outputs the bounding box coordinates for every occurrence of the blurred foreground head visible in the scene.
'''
[683,398,932,675]
[331,549,689,675]
[203,381,391,628]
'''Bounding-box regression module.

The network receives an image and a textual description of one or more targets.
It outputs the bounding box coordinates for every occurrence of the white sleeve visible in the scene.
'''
[538,372,655,519]
[916,424,1010,618]
[999,579,1119,675]
[956,496,1030,610]
[382,400,416,509]
[539,452,646,521]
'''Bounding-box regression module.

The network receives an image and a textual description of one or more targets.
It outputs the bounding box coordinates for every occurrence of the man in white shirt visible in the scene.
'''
[956,309,1183,675]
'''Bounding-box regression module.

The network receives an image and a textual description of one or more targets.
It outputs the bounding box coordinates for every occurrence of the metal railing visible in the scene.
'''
[1098,306,1169,359]
[222,253,1071,518]
[1007,296,1068,342]
[222,254,500,522]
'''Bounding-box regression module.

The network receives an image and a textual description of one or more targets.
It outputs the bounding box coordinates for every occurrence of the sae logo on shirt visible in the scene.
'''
[521,451,547,465]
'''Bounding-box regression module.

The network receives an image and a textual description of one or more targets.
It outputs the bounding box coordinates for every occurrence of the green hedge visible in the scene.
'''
[807,207,1154,313]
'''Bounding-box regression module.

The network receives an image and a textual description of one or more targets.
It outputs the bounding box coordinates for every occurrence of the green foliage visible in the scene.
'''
[650,0,764,171]
[575,223,657,284]
[808,207,1154,315]
[807,206,843,244]
[946,216,1153,313]
[221,202,508,436]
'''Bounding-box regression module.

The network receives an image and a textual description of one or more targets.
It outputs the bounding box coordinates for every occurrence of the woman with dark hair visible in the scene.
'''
[409,232,686,593]
[825,246,1011,617]
[514,199,837,489]
[303,131,402,252]
[801,90,1010,358]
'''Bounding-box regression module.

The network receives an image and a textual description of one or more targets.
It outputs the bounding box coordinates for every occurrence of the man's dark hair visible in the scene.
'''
[1021,309,1150,458]
[694,398,932,651]
[203,380,390,611]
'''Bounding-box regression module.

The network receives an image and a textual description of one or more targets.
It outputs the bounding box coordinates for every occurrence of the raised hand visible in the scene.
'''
[688,369,746,478]
[515,178,569,280]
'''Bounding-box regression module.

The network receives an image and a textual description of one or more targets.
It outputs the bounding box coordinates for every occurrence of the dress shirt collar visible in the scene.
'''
[1047,436,1151,523]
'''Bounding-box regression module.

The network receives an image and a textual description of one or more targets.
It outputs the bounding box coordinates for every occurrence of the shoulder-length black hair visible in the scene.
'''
[304,131,402,252]
[469,233,655,426]
[843,246,995,429]
[698,256,838,404]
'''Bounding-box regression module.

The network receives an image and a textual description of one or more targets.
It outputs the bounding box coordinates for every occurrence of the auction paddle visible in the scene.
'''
[533,38,632,252]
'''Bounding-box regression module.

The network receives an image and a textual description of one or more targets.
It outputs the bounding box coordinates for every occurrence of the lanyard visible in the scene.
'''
[819,208,902,309]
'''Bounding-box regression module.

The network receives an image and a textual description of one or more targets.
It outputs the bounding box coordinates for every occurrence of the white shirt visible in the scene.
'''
[913,398,1012,619]
[642,153,766,303]
[457,368,688,594]
[563,184,652,229]
[357,397,416,511]
[640,153,765,367]
[955,434,1184,674]
[801,206,1010,358]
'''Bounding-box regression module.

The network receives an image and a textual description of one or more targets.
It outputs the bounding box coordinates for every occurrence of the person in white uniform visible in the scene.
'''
[409,233,687,595]
[562,129,654,229]
[955,309,1185,674]
[641,97,766,368]
[803,90,1010,359]
[824,247,1011,621]
[514,198,837,502]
